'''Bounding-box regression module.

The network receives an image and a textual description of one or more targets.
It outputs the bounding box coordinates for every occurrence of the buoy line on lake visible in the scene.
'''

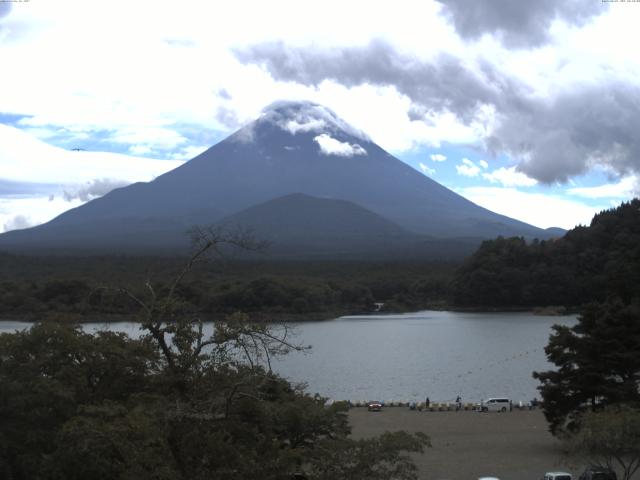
[329,399,539,411]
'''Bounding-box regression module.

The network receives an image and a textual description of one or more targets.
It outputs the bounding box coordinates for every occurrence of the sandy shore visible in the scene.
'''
[348,407,577,480]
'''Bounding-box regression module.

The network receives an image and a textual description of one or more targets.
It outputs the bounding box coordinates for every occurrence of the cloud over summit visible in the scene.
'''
[261,100,371,141]
[314,134,367,157]
[236,39,640,185]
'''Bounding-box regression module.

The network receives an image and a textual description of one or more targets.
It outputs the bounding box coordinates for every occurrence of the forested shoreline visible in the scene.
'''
[452,199,640,309]
[1,200,638,321]
[0,256,455,321]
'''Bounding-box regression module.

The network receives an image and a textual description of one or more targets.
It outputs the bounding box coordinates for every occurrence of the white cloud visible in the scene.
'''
[419,162,435,176]
[566,175,638,199]
[313,134,367,157]
[0,3,475,155]
[284,118,327,134]
[0,1,459,146]
[1,195,84,233]
[0,125,183,185]
[482,166,538,187]
[129,145,153,155]
[109,126,188,150]
[63,179,130,202]
[2,214,32,232]
[263,100,371,141]
[0,125,184,232]
[479,159,488,169]
[0,0,637,234]
[430,153,447,162]
[168,145,209,161]
[459,186,609,230]
[455,158,481,177]
[310,84,485,152]
[1,0,637,163]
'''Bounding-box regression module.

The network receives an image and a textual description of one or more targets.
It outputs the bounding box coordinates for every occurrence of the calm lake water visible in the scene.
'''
[0,310,576,404]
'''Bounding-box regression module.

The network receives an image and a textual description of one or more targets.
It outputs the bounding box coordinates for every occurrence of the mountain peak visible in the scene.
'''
[0,98,553,256]
[257,100,371,142]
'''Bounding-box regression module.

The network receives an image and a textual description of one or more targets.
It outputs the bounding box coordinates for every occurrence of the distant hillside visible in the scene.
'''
[452,199,640,308]
[218,193,422,258]
[223,193,408,238]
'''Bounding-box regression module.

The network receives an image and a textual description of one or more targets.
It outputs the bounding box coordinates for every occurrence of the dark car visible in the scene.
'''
[367,400,383,412]
[578,467,617,480]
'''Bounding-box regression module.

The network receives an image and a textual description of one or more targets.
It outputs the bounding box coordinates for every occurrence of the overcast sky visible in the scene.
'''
[1,0,639,232]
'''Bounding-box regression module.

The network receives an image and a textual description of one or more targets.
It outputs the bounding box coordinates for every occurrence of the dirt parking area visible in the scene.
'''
[348,408,578,480]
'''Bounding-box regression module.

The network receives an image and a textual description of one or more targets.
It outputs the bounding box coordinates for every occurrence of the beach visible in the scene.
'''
[349,407,575,480]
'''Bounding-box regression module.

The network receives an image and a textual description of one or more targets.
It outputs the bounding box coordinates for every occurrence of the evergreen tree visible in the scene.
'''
[533,298,640,434]
[453,199,640,308]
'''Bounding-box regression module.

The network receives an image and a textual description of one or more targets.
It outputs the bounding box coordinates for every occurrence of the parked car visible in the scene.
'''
[578,467,617,480]
[544,472,572,480]
[480,397,511,412]
[367,400,383,412]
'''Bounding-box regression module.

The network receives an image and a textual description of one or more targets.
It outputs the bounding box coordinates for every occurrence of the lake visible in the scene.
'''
[0,310,576,404]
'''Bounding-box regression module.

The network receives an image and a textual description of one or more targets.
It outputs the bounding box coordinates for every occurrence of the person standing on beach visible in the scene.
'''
[455,395,462,411]
[425,397,430,410]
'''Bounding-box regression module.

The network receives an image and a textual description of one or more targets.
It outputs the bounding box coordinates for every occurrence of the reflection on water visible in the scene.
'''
[0,310,576,403]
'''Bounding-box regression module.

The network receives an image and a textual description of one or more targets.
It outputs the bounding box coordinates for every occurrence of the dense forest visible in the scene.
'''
[2,199,638,319]
[0,232,429,479]
[0,254,454,321]
[452,199,640,308]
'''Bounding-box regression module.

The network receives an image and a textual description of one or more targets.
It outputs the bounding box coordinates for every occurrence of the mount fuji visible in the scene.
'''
[0,101,557,258]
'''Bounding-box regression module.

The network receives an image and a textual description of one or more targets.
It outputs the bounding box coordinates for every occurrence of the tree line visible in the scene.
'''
[2,199,638,319]
[453,199,640,308]
[0,257,454,321]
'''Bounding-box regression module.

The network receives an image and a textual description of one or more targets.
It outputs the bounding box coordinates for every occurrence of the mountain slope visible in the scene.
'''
[0,101,556,255]
[222,193,409,239]
[218,193,423,258]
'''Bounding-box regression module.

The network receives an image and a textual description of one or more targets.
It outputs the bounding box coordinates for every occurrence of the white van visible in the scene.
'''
[544,472,572,480]
[480,397,511,412]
